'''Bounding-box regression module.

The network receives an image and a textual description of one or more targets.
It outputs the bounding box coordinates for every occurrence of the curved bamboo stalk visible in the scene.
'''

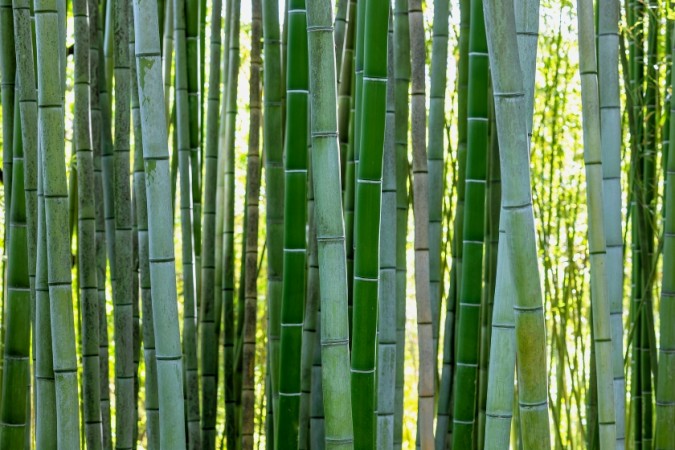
[74,0,103,447]
[241,0,262,446]
[35,0,81,445]
[306,0,355,445]
[199,0,223,445]
[409,0,434,446]
[131,0,187,447]
[482,0,551,448]
[597,2,625,448]
[262,0,284,437]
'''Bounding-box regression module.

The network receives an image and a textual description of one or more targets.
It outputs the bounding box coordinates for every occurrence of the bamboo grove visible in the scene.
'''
[1,0,675,448]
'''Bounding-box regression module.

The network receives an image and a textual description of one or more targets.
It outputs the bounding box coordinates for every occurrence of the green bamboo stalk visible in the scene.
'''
[482,0,552,448]
[111,0,136,445]
[337,0,354,184]
[333,0,347,70]
[310,317,325,449]
[241,0,262,447]
[392,0,410,445]
[199,0,222,446]
[306,0,355,444]
[276,0,309,443]
[185,0,201,299]
[409,0,434,446]
[427,0,449,366]
[299,170,319,450]
[10,3,38,446]
[172,0,201,445]
[222,0,241,445]
[35,134,57,450]
[262,0,284,437]
[91,2,113,446]
[130,21,160,448]
[131,0,187,446]
[451,0,489,445]
[74,0,103,447]
[376,17,396,448]
[35,0,81,444]
[0,99,29,450]
[0,0,15,215]
[350,0,388,447]
[656,24,675,449]
[597,2,625,448]
[163,0,173,118]
[576,0,618,447]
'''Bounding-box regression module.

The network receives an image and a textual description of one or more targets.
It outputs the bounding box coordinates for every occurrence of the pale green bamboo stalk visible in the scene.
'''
[35,0,81,445]
[376,17,396,448]
[482,0,551,448]
[163,0,173,119]
[199,0,223,445]
[130,23,160,448]
[333,0,347,70]
[172,0,201,445]
[306,0,355,445]
[132,0,187,447]
[74,0,103,447]
[576,1,617,447]
[597,3,625,447]
[241,0,262,447]
[35,140,57,450]
[427,0,449,365]
[91,2,113,446]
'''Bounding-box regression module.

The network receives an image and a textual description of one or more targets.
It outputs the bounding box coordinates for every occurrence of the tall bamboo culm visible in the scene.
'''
[112,0,136,446]
[0,0,15,214]
[409,0,434,446]
[452,0,488,445]
[482,0,551,448]
[35,0,81,445]
[74,0,103,447]
[576,0,617,447]
[597,1,625,447]
[392,0,410,445]
[262,0,284,439]
[241,0,262,447]
[277,0,309,441]
[132,0,187,446]
[306,0,355,444]
[199,0,222,445]
[656,17,675,450]
[172,0,201,444]
[350,0,388,446]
